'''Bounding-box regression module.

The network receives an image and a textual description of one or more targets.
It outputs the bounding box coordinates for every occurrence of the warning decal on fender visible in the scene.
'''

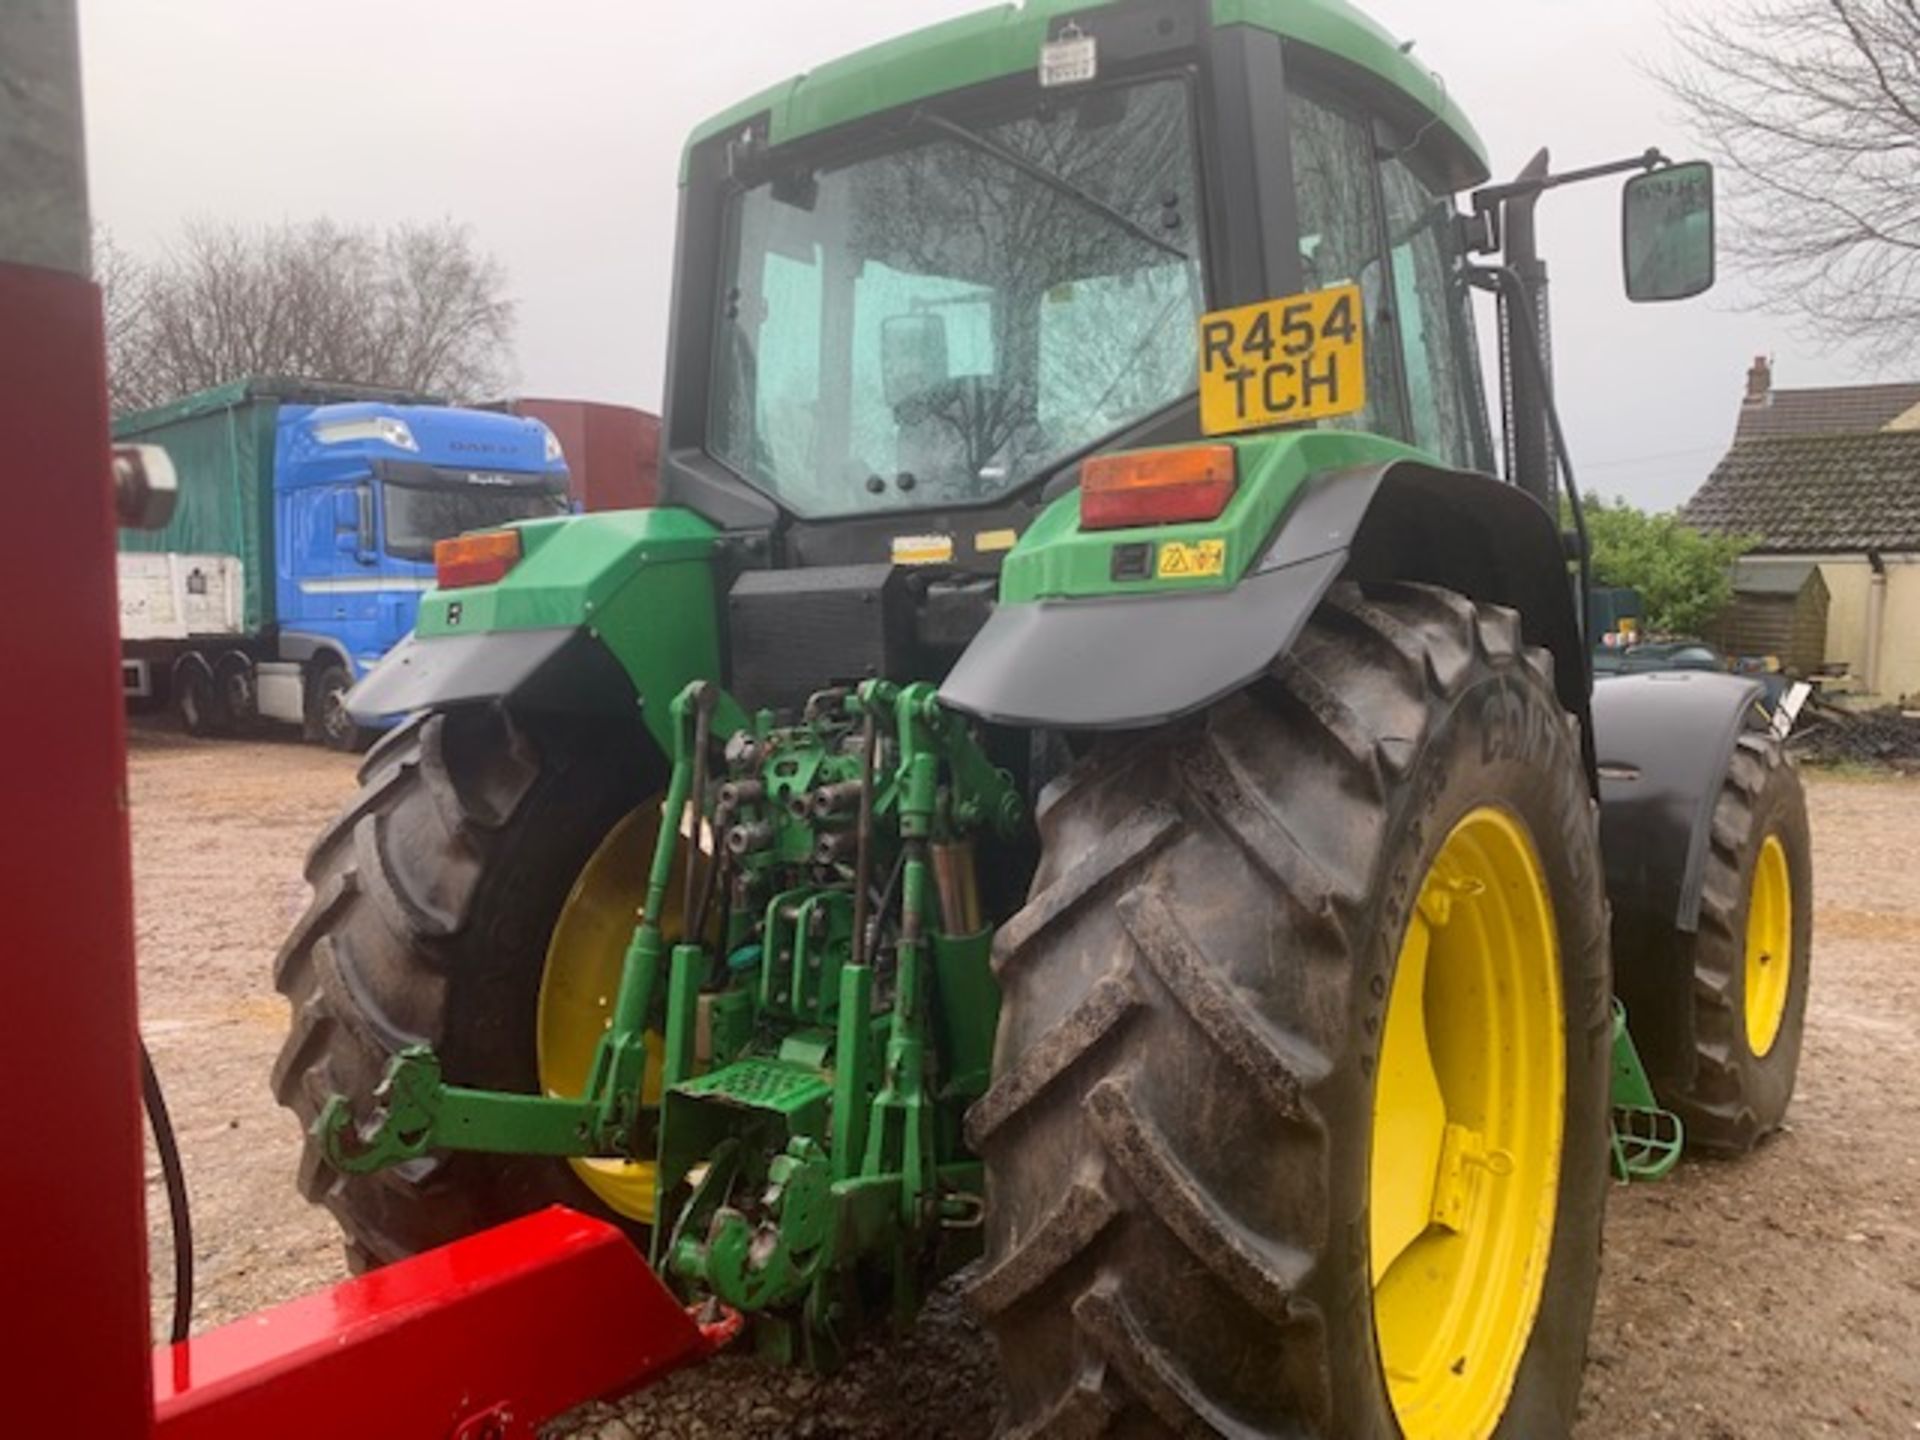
[1197,283,1366,437]
[1156,539,1226,580]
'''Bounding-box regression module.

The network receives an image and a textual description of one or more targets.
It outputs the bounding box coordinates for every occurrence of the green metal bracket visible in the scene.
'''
[1609,999,1684,1182]
[315,1047,601,1174]
[671,1136,834,1311]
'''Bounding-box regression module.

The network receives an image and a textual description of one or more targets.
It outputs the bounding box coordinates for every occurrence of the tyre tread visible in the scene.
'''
[977,582,1588,1437]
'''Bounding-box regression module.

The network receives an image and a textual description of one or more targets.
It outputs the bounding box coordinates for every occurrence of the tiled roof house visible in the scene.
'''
[1685,358,1920,701]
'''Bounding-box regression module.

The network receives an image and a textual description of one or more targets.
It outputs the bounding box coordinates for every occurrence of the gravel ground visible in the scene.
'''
[131,726,1920,1436]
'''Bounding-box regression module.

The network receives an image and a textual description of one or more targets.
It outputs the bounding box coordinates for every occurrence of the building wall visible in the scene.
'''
[1813,553,1920,703]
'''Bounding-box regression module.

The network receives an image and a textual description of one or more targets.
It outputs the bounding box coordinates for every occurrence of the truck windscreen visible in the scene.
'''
[382,483,569,562]
[709,75,1206,519]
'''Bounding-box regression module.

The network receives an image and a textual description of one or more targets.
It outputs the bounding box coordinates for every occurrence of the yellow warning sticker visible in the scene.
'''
[974,528,1019,554]
[1156,539,1226,580]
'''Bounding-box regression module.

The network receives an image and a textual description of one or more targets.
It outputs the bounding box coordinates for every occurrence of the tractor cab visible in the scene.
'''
[664,0,1499,559]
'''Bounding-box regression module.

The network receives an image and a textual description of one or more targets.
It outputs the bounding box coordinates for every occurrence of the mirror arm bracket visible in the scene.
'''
[1466,148,1670,254]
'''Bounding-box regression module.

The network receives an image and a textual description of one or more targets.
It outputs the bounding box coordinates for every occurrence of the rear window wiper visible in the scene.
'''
[913,109,1190,263]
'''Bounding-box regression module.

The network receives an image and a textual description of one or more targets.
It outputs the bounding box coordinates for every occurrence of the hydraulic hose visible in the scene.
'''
[138,1037,194,1344]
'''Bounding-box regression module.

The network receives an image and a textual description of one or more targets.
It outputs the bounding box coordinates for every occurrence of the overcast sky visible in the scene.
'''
[79,0,1882,509]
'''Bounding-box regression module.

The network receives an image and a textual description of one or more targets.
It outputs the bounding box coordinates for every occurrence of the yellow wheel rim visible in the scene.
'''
[1370,807,1565,1440]
[1744,834,1793,1058]
[536,800,680,1224]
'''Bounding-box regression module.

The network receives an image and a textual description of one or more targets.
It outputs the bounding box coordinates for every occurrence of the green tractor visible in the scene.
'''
[273,2,1813,1434]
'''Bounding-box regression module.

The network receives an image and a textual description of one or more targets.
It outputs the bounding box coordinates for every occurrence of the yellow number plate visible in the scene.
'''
[1197,283,1366,437]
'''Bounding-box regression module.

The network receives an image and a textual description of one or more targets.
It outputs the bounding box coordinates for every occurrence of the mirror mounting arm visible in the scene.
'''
[1466,148,1670,254]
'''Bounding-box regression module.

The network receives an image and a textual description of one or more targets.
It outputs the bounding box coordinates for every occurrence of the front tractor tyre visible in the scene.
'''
[972,582,1612,1439]
[271,704,670,1265]
[1635,731,1812,1155]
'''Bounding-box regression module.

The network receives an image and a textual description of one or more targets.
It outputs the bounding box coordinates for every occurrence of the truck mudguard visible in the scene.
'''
[941,459,1589,736]
[1591,669,1768,935]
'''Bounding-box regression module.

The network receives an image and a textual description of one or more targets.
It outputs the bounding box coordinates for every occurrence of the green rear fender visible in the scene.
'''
[940,430,1588,734]
[348,507,743,749]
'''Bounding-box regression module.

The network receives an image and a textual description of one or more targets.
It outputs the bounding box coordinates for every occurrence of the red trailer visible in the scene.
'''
[503,398,659,510]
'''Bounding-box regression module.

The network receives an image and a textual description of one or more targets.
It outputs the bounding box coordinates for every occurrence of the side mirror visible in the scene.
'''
[1623,161,1715,303]
[881,312,950,409]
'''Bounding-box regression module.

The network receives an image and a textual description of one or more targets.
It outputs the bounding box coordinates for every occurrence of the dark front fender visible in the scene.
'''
[1592,669,1768,934]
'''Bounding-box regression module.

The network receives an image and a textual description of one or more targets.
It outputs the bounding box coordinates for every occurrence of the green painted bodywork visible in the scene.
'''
[414,506,739,749]
[415,507,717,635]
[685,0,1485,180]
[999,428,1426,604]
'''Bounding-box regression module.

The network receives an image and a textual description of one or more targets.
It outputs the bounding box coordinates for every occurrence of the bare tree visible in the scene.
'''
[1659,0,1920,361]
[94,228,161,414]
[100,218,516,412]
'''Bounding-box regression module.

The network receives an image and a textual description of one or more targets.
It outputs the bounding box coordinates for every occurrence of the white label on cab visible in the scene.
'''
[1040,25,1097,88]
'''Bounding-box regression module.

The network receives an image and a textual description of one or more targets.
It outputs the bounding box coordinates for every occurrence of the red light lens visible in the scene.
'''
[434,530,521,589]
[1079,444,1237,530]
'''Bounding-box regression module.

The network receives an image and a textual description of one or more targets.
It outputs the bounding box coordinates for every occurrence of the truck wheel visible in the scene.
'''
[215,652,258,735]
[271,704,669,1264]
[971,582,1612,1439]
[306,658,374,753]
[1653,733,1812,1155]
[173,658,230,737]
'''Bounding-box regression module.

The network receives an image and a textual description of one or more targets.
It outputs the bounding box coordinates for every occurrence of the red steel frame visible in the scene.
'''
[3,9,721,1433]
[152,1206,731,1440]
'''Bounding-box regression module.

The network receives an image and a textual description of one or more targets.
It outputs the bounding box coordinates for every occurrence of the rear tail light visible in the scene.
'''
[1079,444,1237,530]
[434,530,521,589]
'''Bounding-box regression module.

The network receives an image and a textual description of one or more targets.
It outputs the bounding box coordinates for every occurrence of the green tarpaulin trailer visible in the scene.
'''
[114,378,436,632]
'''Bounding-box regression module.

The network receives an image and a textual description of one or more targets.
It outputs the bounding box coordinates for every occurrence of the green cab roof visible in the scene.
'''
[685,0,1487,182]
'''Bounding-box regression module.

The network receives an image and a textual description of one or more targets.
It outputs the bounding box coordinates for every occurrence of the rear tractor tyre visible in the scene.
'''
[972,581,1613,1439]
[271,704,671,1264]
[1650,732,1812,1155]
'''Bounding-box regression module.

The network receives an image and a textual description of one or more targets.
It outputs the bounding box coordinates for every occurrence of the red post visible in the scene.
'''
[0,3,156,1432]
[1,14,724,1432]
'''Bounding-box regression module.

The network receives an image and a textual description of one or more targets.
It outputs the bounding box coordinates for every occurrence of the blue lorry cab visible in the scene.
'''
[115,378,571,748]
[273,400,570,683]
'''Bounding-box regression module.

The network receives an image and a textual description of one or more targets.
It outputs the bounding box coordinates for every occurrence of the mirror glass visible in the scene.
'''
[1623,161,1715,303]
[881,312,950,409]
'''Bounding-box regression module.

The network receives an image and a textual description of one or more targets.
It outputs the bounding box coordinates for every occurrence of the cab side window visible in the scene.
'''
[1285,88,1406,442]
[1381,156,1491,472]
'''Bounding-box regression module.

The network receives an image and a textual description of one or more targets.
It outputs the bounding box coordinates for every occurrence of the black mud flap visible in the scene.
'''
[347,627,635,724]
[941,457,1585,735]
[940,462,1390,729]
[938,551,1345,730]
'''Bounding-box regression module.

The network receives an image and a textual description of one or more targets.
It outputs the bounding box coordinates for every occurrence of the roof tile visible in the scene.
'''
[1683,432,1920,552]
[1734,382,1920,440]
